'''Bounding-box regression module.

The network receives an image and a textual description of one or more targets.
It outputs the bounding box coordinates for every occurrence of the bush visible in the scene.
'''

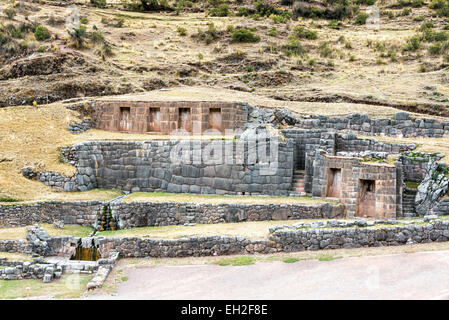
[401,7,411,15]
[355,12,368,24]
[34,25,50,41]
[68,25,87,48]
[231,28,260,43]
[80,17,89,24]
[403,36,420,51]
[282,39,306,56]
[90,30,105,44]
[268,27,277,37]
[141,0,171,11]
[209,4,230,16]
[429,0,446,9]
[91,0,107,8]
[4,8,16,20]
[293,26,318,40]
[428,42,442,55]
[237,7,250,16]
[177,26,187,36]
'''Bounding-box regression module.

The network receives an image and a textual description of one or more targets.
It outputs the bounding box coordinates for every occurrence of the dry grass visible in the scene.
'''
[0,274,92,299]
[97,218,351,240]
[0,252,32,262]
[359,135,449,160]
[0,101,231,201]
[0,224,92,240]
[123,192,333,205]
[101,86,411,118]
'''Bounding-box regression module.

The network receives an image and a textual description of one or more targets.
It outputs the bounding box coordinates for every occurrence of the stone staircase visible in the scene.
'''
[402,188,417,217]
[289,170,306,196]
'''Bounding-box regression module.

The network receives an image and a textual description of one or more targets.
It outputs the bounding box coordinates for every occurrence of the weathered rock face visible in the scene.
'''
[26,224,53,256]
[415,159,449,216]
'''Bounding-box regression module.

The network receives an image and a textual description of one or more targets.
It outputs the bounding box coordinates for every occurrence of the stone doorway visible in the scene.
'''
[208,108,222,132]
[119,107,131,131]
[178,108,192,132]
[326,168,342,198]
[147,107,161,132]
[356,179,376,218]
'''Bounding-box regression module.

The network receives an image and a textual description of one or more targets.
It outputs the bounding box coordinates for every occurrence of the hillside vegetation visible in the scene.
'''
[0,0,448,115]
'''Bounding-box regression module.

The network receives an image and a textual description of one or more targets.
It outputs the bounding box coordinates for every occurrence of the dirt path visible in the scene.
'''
[87,250,449,300]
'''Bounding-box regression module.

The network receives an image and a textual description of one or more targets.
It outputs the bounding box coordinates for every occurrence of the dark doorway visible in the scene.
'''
[119,107,131,131]
[357,179,376,218]
[326,168,342,198]
[147,107,161,132]
[208,108,222,132]
[178,108,192,132]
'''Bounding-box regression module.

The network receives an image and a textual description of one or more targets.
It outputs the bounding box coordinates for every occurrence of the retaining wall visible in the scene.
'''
[113,202,345,228]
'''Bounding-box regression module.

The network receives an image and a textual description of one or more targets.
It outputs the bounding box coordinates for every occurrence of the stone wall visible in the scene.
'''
[399,152,445,182]
[269,220,449,251]
[92,220,449,258]
[5,220,449,259]
[311,152,401,219]
[281,129,334,170]
[0,201,103,227]
[0,200,344,229]
[113,201,345,229]
[92,100,248,135]
[287,112,449,138]
[434,198,449,215]
[0,240,26,253]
[335,133,412,154]
[46,137,295,195]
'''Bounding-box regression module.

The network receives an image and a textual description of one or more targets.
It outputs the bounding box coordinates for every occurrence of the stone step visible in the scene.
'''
[289,191,306,197]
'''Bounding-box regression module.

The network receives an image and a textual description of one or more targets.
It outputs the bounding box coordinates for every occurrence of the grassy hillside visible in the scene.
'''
[0,0,448,115]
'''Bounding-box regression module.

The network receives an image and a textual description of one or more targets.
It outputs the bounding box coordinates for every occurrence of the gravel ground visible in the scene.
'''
[87,250,449,300]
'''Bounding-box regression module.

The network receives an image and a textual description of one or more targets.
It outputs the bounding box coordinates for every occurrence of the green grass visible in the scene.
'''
[283,257,299,263]
[318,254,338,261]
[120,276,129,282]
[405,181,420,189]
[0,275,92,299]
[217,256,255,266]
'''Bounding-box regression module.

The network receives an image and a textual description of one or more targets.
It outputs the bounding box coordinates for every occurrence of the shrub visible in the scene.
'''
[4,8,16,20]
[91,0,107,8]
[268,27,277,37]
[420,22,434,31]
[80,17,89,24]
[68,25,87,48]
[293,26,318,40]
[428,42,442,55]
[140,0,171,11]
[355,13,368,24]
[319,41,334,57]
[445,24,449,30]
[282,38,306,56]
[237,7,250,16]
[403,36,420,51]
[90,30,105,44]
[177,26,187,36]
[34,25,50,41]
[413,16,425,21]
[231,28,260,43]
[401,8,411,15]
[209,4,230,16]
[429,0,446,9]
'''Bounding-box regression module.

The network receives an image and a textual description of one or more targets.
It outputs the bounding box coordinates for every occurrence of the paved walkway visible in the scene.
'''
[88,250,449,300]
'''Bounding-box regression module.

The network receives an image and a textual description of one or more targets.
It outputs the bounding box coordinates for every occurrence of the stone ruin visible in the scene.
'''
[2,97,449,287]
[21,98,449,220]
